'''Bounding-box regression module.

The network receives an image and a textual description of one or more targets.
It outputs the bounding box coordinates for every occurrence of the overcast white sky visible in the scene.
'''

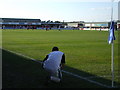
[0,0,119,22]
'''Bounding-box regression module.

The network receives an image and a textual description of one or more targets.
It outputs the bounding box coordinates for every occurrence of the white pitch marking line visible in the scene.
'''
[3,48,112,88]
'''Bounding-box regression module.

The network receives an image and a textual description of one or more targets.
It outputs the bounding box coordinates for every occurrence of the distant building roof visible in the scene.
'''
[0,18,41,22]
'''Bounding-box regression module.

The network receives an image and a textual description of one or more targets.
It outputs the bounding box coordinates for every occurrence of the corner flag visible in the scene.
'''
[108,21,116,87]
[108,21,115,44]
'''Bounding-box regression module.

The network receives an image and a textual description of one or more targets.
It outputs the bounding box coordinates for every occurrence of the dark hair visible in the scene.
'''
[52,47,59,51]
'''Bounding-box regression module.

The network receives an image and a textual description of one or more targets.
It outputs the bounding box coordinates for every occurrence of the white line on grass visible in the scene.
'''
[87,76,120,79]
[3,48,112,88]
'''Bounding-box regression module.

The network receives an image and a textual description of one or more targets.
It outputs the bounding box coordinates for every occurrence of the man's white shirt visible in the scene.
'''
[43,51,64,71]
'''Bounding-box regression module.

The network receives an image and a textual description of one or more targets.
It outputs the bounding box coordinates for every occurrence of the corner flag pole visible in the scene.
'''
[108,0,115,88]
[111,37,114,88]
[110,0,115,87]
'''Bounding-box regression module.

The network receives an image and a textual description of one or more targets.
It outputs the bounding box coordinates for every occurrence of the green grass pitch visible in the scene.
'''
[2,29,119,88]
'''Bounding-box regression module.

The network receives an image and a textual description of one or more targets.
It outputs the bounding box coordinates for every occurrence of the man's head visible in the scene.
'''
[52,47,59,51]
